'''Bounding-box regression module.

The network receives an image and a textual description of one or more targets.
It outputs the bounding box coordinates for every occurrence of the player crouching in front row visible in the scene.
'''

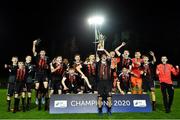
[61,67,92,94]
[117,67,131,94]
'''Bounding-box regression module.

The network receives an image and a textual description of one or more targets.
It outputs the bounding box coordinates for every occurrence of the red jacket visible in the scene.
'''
[156,64,179,84]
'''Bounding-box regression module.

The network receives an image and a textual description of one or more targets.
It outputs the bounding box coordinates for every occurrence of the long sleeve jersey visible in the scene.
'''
[156,64,179,84]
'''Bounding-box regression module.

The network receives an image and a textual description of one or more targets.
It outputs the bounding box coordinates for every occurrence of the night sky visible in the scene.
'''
[0,0,180,77]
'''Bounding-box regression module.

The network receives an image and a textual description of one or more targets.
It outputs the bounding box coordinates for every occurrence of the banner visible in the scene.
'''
[50,94,152,114]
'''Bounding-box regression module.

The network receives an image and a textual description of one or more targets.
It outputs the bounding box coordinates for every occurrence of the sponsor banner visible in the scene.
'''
[50,94,152,114]
[111,94,151,112]
[50,94,97,113]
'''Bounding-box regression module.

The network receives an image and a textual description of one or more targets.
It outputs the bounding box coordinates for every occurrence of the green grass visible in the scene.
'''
[0,88,180,119]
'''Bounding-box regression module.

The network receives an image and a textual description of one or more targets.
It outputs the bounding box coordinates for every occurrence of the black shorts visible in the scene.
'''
[36,82,46,94]
[97,80,112,96]
[35,72,48,83]
[26,83,33,92]
[78,77,85,87]
[26,77,34,83]
[142,77,155,92]
[120,81,131,93]
[8,76,16,83]
[88,76,97,91]
[50,76,62,90]
[14,82,26,94]
[50,80,62,91]
[7,83,15,97]
[66,82,81,94]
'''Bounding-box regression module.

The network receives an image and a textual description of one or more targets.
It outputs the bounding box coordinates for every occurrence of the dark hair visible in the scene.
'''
[74,54,80,57]
[142,55,149,58]
[12,56,18,59]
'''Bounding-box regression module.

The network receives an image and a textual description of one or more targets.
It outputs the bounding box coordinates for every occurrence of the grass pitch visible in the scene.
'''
[0,88,180,119]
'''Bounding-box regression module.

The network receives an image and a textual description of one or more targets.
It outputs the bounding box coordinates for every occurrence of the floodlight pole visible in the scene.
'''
[94,24,97,58]
[88,16,104,59]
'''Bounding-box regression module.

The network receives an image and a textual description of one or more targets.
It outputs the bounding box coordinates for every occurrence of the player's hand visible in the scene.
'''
[88,84,92,89]
[64,87,68,90]
[176,65,179,69]
[121,42,126,46]
[156,70,160,75]
[144,72,147,76]
[4,64,8,68]
[149,51,155,56]
[33,40,37,45]
[50,62,53,66]
[120,91,125,95]
[84,61,88,65]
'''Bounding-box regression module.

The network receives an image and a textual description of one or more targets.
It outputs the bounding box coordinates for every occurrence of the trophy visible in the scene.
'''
[97,33,105,51]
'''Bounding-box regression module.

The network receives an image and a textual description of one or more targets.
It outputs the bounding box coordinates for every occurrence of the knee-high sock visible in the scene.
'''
[27,97,31,110]
[150,91,156,109]
[45,97,49,111]
[107,97,112,112]
[97,96,103,112]
[38,98,41,110]
[13,98,18,113]
[27,97,31,106]
[22,98,25,111]
[7,100,11,111]
[43,88,49,97]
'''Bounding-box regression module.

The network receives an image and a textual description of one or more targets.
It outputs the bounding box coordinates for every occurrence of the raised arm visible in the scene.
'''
[50,64,60,73]
[150,51,156,64]
[50,58,58,73]
[32,40,37,56]
[171,65,179,76]
[96,53,100,62]
[103,49,111,58]
[115,42,126,56]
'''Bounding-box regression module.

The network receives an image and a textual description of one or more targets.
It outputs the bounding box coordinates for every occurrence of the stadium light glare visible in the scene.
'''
[88,16,104,25]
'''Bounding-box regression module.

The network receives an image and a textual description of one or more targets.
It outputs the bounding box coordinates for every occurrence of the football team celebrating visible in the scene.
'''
[4,39,179,114]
